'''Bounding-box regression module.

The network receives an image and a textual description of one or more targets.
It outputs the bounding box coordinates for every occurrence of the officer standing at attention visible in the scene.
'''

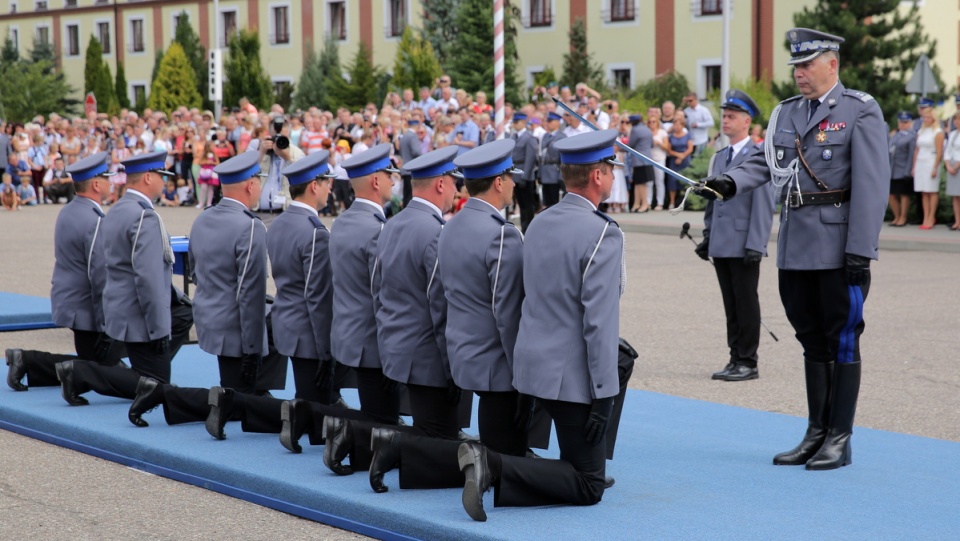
[189,151,284,399]
[695,90,775,382]
[887,111,917,227]
[700,29,889,470]
[538,112,566,209]
[511,113,540,232]
[6,153,120,391]
[56,151,194,406]
[365,139,529,494]
[398,119,423,207]
[457,129,626,521]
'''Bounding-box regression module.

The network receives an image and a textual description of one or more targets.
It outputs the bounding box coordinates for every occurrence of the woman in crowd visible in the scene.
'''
[662,110,693,210]
[912,102,943,230]
[647,113,668,211]
[109,136,130,204]
[943,112,960,230]
[888,112,916,227]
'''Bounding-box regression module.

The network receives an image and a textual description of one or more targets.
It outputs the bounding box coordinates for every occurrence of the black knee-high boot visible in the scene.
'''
[805,361,860,470]
[773,360,833,466]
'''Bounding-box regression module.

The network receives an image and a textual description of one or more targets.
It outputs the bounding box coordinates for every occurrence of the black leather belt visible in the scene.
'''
[787,189,850,208]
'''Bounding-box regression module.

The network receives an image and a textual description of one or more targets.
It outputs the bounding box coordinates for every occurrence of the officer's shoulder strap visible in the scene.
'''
[489,212,508,225]
[309,215,325,229]
[137,200,153,211]
[92,206,105,218]
[842,89,875,103]
[244,209,261,221]
[779,95,803,106]
[594,209,619,228]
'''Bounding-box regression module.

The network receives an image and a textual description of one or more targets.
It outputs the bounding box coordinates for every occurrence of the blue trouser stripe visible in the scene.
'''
[838,285,864,364]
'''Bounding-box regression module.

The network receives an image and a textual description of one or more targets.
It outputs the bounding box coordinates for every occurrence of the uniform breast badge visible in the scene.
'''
[816,119,828,143]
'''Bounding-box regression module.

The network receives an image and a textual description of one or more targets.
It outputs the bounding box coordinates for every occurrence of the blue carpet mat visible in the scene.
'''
[1,344,957,540]
[0,292,57,331]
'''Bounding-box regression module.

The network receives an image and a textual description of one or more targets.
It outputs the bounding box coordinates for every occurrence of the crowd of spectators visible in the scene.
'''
[0,74,724,217]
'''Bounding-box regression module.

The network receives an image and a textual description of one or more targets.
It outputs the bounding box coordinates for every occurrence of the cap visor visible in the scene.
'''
[383,166,401,174]
[450,170,464,179]
[507,167,523,176]
[101,171,117,177]
[604,157,626,167]
[155,169,177,178]
[787,51,824,65]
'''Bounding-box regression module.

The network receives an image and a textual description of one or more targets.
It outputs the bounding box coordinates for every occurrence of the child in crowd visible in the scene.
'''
[176,178,194,206]
[159,178,180,207]
[1,173,20,211]
[16,176,38,206]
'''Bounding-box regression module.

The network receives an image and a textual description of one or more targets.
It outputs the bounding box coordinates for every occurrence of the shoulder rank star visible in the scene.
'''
[816,119,828,143]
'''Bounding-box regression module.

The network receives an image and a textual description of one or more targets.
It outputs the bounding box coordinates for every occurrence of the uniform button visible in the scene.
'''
[597,384,603,388]
[802,146,808,151]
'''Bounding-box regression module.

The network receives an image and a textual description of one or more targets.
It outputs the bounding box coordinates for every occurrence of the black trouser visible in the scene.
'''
[333,179,354,209]
[387,390,529,490]
[122,295,193,384]
[492,399,606,507]
[515,180,538,233]
[541,183,561,208]
[406,383,461,440]
[778,268,869,365]
[714,257,762,368]
[401,174,412,207]
[20,329,121,387]
[354,366,402,425]
[45,182,75,203]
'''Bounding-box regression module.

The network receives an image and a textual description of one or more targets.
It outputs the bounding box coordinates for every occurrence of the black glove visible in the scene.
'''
[694,237,710,261]
[153,336,170,356]
[697,174,737,201]
[314,358,336,404]
[743,249,763,265]
[583,397,615,447]
[514,393,536,432]
[446,379,462,406]
[240,353,261,386]
[845,253,871,286]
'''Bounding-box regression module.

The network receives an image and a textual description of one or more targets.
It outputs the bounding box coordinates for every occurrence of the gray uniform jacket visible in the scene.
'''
[513,194,623,404]
[727,83,890,269]
[51,197,107,332]
[330,200,386,368]
[513,130,539,184]
[376,199,449,387]
[438,198,524,392]
[539,130,567,185]
[189,198,268,356]
[399,129,422,165]
[628,123,654,160]
[889,128,917,180]
[101,192,172,342]
[704,142,775,258]
[266,204,332,360]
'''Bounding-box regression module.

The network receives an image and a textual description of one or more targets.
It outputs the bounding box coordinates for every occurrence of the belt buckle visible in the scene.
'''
[788,192,801,209]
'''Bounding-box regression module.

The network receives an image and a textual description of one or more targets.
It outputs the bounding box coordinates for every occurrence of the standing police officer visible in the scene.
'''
[398,120,422,207]
[6,153,120,391]
[888,111,917,227]
[56,151,193,406]
[365,139,529,494]
[511,113,539,232]
[457,129,626,521]
[696,90,775,382]
[538,112,566,209]
[700,29,890,470]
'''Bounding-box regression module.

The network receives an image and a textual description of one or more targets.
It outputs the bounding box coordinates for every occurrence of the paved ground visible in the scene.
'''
[1,203,957,539]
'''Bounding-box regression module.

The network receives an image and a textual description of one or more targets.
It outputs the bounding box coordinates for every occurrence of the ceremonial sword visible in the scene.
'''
[550,96,723,200]
[680,223,778,342]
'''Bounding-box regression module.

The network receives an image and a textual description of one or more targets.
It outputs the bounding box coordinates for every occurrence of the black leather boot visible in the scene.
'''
[806,361,860,470]
[773,360,832,465]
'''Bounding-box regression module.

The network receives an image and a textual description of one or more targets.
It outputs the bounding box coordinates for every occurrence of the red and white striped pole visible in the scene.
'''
[494,0,505,139]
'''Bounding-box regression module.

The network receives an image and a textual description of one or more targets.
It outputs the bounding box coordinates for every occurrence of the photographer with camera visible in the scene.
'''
[256,115,304,225]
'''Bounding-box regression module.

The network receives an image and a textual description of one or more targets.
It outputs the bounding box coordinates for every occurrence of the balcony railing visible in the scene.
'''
[270,32,290,45]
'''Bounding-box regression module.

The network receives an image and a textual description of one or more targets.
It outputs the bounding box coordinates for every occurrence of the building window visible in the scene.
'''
[36,26,50,47]
[386,0,406,38]
[10,2,17,14]
[66,24,79,56]
[64,0,77,7]
[98,22,111,54]
[9,28,18,55]
[328,2,346,41]
[604,0,635,22]
[704,65,721,94]
[221,11,238,47]
[525,0,552,27]
[35,1,47,11]
[700,0,722,16]
[133,84,147,106]
[130,19,144,53]
[271,6,290,45]
[612,68,632,89]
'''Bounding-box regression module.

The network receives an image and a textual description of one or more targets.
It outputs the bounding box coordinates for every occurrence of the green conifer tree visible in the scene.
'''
[392,27,442,93]
[173,12,210,109]
[447,0,521,105]
[148,42,203,114]
[330,41,383,111]
[560,18,605,90]
[223,29,274,110]
[115,61,131,110]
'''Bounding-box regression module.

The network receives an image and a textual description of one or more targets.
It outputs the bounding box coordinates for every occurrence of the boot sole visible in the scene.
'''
[458,444,487,522]
[280,401,301,454]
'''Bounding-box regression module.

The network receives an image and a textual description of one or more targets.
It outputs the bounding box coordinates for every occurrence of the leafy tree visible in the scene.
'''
[1,37,19,64]
[84,36,117,114]
[274,81,295,111]
[778,0,944,123]
[151,48,165,87]
[707,76,779,126]
[148,42,202,113]
[173,11,210,109]
[560,18,605,90]
[634,70,691,110]
[330,41,384,111]
[223,29,273,110]
[0,58,78,122]
[420,0,460,70]
[30,40,57,71]
[447,0,521,106]
[392,27,442,93]
[115,61,131,110]
[533,67,558,89]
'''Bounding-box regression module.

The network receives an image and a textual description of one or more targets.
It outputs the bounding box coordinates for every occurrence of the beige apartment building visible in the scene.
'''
[0,0,957,108]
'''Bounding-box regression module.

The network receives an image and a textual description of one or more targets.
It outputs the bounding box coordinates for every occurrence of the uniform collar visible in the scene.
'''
[352,197,385,216]
[220,197,248,209]
[411,196,443,218]
[127,188,153,208]
[564,192,597,211]
[288,200,319,216]
[467,197,501,214]
[728,136,751,156]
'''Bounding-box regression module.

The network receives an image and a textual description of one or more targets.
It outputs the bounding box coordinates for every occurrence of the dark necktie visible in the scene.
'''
[725,146,734,166]
[808,99,820,123]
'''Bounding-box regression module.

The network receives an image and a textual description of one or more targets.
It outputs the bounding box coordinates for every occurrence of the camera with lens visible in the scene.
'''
[267,117,289,154]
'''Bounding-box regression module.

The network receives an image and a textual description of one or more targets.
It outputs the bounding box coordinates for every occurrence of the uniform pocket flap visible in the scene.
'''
[820,204,849,224]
